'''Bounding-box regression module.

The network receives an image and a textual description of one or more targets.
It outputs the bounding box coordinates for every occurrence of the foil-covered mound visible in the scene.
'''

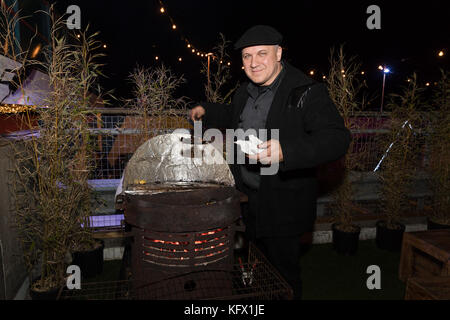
[120,132,234,193]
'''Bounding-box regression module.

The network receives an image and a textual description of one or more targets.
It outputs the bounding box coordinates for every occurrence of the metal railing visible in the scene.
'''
[85,110,426,179]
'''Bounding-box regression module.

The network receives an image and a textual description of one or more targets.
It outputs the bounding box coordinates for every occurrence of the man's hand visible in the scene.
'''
[189,105,206,121]
[247,139,284,165]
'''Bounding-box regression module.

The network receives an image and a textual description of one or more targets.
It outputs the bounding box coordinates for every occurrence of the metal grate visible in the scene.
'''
[59,243,293,300]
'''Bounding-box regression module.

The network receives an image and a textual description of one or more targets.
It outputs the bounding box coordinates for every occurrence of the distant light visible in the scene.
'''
[438,50,444,57]
[172,24,177,30]
[361,71,365,75]
[160,7,165,13]
[378,65,383,70]
[342,74,346,78]
[201,53,204,57]
[192,49,195,53]
[76,34,81,38]
[197,52,200,56]
[227,62,231,66]
[309,70,314,75]
[426,82,430,86]
[383,68,390,74]
[103,44,107,49]
[155,56,159,60]
[220,60,223,64]
[241,66,244,70]
[407,78,411,82]
[341,69,345,73]
[187,44,191,48]
[31,43,42,58]
[178,57,182,62]
[322,75,326,79]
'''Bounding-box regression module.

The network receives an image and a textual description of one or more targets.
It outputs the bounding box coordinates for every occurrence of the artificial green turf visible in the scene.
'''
[83,260,123,283]
[81,240,407,300]
[300,239,406,300]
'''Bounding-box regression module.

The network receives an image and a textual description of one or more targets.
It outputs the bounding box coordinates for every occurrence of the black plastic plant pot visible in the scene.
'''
[375,220,405,251]
[71,240,105,279]
[29,278,61,300]
[332,223,361,256]
[427,218,450,230]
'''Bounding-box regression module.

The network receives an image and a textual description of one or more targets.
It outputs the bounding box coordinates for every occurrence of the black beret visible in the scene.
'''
[234,25,283,50]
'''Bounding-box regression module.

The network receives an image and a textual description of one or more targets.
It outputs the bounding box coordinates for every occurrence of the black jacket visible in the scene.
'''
[202,62,351,237]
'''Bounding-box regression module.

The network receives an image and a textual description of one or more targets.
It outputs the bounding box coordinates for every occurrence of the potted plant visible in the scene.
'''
[376,74,424,251]
[11,10,106,297]
[67,29,108,279]
[425,70,450,230]
[325,45,367,255]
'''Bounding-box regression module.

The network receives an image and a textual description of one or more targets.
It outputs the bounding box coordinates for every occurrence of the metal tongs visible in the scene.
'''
[238,257,258,286]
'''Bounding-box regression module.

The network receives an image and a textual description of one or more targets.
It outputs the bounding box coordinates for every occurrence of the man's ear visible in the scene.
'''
[276,46,282,62]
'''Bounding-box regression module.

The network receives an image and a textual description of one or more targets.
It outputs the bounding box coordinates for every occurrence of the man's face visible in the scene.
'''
[241,45,282,86]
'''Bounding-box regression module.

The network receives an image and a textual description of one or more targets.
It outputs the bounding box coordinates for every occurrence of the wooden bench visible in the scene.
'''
[399,229,450,282]
[405,276,450,300]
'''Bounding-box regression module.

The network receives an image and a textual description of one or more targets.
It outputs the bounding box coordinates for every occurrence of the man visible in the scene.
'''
[189,25,351,299]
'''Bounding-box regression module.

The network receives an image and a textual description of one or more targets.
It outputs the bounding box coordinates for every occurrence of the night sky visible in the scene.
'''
[49,0,449,107]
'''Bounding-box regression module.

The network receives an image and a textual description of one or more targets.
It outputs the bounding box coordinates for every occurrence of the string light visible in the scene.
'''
[156,0,232,66]
[155,56,159,60]
[309,70,314,76]
[438,50,444,57]
[103,44,107,49]
[0,104,38,114]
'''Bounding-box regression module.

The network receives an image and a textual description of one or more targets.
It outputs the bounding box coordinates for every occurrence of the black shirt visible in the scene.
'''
[238,63,286,189]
